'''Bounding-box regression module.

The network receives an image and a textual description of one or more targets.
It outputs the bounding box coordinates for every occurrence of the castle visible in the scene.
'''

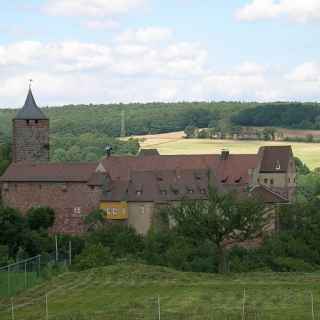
[0,89,296,235]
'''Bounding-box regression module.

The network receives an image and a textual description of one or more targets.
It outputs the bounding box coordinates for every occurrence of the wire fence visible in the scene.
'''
[0,256,41,298]
[0,243,72,300]
[0,292,319,320]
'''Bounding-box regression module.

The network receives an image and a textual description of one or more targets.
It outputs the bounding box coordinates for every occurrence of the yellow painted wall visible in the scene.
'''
[100,202,128,220]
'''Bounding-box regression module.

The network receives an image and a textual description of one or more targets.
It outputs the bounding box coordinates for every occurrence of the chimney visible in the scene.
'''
[220,149,230,160]
[105,145,113,158]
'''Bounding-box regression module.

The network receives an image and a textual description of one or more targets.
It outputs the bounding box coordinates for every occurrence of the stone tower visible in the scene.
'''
[12,88,49,162]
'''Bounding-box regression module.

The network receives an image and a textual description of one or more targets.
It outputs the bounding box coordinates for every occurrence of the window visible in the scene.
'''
[235,177,242,183]
[136,190,142,196]
[35,120,38,124]
[200,188,206,194]
[221,177,228,183]
[275,160,281,171]
[264,178,268,184]
[270,179,274,185]
[74,207,81,214]
[26,120,30,125]
[160,190,167,196]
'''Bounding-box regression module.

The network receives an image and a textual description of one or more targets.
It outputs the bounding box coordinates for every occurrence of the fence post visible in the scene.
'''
[55,236,59,263]
[69,241,72,265]
[242,288,246,320]
[24,262,27,289]
[11,298,15,320]
[157,296,161,320]
[45,294,49,320]
[311,292,315,320]
[7,266,10,297]
[38,255,41,278]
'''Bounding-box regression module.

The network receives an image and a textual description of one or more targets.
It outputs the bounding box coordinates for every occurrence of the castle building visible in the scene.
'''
[12,89,49,163]
[0,90,296,235]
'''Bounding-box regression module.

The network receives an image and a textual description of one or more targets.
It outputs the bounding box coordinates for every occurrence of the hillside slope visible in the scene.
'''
[1,264,320,320]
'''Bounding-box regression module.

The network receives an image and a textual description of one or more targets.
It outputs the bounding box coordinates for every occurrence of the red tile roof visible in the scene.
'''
[0,162,98,182]
[101,169,217,202]
[100,154,259,186]
[258,146,292,173]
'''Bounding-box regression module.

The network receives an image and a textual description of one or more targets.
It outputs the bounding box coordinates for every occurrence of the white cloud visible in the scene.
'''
[83,19,119,30]
[116,27,173,44]
[44,0,146,18]
[1,29,320,106]
[286,62,320,82]
[236,0,320,22]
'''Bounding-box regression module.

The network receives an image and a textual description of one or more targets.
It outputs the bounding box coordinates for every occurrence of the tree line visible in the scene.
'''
[232,102,320,130]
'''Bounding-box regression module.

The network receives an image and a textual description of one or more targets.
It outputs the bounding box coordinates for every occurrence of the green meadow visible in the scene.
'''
[1,264,320,320]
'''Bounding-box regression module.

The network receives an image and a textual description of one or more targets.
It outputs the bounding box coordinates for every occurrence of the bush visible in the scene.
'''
[27,207,55,231]
[0,206,27,256]
[271,257,316,272]
[73,243,113,271]
[86,224,144,259]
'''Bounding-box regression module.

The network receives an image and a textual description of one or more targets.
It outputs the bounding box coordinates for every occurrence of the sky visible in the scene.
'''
[1,0,320,107]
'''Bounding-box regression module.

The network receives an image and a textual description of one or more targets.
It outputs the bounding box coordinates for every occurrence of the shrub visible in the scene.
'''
[73,243,113,271]
[27,207,55,231]
[86,224,144,259]
[271,257,316,272]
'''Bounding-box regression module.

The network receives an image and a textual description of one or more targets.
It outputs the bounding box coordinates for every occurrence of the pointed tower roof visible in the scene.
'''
[15,89,48,120]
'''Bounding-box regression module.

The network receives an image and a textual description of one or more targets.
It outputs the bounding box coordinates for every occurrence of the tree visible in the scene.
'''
[294,157,310,175]
[27,207,55,231]
[166,188,267,273]
[84,209,106,231]
[184,125,198,138]
[73,243,113,271]
[52,148,66,162]
[0,207,27,256]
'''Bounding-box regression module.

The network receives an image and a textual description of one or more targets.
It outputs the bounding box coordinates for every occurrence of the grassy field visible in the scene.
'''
[134,132,320,169]
[1,264,320,320]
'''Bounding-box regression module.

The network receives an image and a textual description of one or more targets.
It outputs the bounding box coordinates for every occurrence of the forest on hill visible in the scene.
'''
[232,102,320,130]
[0,101,254,164]
[1,101,320,166]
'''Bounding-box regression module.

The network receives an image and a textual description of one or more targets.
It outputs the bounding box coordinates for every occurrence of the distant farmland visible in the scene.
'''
[134,132,320,169]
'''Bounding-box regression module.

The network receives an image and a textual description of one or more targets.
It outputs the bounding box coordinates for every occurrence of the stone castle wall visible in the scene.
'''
[1,181,102,234]
[12,119,49,162]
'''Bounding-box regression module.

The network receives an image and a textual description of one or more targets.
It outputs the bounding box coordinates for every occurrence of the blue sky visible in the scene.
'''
[1,0,320,107]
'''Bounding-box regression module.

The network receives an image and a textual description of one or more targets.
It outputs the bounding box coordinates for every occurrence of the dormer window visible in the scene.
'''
[275,160,281,171]
[187,187,194,194]
[221,177,228,183]
[234,177,242,183]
